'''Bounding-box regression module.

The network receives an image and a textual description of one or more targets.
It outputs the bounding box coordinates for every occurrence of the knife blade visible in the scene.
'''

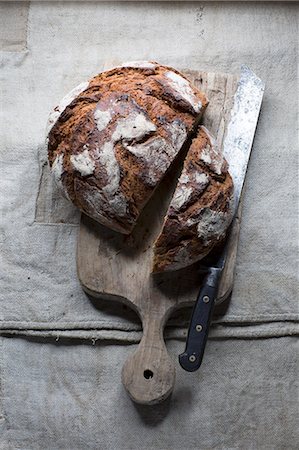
[179,65,265,372]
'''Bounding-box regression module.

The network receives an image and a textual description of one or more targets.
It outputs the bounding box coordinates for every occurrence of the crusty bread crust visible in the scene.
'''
[47,62,208,233]
[152,126,234,272]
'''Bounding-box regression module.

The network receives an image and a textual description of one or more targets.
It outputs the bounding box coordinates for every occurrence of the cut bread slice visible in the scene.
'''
[153,126,234,272]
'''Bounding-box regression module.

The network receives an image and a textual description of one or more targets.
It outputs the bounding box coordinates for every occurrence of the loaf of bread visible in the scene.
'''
[153,126,234,272]
[47,61,208,233]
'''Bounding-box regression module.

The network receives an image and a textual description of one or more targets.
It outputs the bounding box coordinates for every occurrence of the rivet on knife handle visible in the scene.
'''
[179,267,223,372]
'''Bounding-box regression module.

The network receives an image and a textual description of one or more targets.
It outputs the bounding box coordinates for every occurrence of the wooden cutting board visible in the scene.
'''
[77,70,239,405]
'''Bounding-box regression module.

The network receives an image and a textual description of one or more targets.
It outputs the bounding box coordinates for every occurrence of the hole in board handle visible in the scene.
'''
[143,369,154,379]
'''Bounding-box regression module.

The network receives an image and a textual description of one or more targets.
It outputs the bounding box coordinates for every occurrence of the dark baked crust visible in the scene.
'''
[152,126,234,272]
[47,61,208,233]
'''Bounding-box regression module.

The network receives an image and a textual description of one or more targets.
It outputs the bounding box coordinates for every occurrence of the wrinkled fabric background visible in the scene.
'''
[0,2,298,449]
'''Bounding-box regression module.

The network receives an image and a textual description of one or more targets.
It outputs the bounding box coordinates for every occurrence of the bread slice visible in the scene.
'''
[47,61,208,233]
[153,126,234,272]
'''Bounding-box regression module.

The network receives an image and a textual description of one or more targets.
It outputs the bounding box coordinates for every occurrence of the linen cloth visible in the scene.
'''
[0,336,298,450]
[0,2,298,449]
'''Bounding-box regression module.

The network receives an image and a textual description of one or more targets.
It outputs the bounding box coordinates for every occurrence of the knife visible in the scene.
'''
[179,65,265,372]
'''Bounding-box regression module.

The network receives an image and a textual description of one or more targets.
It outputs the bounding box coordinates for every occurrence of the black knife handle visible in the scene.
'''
[179,268,222,372]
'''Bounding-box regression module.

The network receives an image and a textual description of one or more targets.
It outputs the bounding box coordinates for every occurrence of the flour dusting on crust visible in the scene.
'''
[94,109,112,132]
[112,112,156,142]
[97,141,121,196]
[170,172,209,211]
[120,61,157,69]
[46,81,89,135]
[168,247,196,271]
[76,184,128,229]
[200,147,212,164]
[199,127,224,175]
[70,148,95,176]
[196,208,232,245]
[195,173,209,184]
[171,185,193,210]
[165,71,202,113]
[180,174,190,184]
[126,137,177,185]
[125,118,188,186]
[166,120,188,151]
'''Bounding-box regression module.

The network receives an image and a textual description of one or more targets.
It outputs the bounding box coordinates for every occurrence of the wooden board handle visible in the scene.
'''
[121,313,175,405]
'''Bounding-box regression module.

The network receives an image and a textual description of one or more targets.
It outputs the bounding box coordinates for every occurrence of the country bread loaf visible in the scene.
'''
[47,61,208,234]
[153,126,234,272]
